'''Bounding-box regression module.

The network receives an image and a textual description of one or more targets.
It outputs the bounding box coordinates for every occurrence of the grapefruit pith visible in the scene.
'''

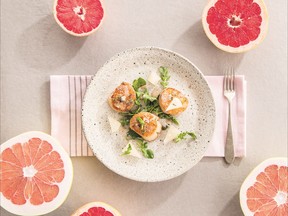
[71,201,122,216]
[202,0,269,53]
[54,0,104,37]
[240,158,288,216]
[0,131,73,216]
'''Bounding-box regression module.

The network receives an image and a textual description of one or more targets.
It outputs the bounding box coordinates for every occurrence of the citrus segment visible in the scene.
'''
[202,0,268,53]
[279,166,288,192]
[54,0,104,36]
[240,158,288,216]
[72,202,122,216]
[84,207,113,216]
[0,131,73,216]
[1,139,63,205]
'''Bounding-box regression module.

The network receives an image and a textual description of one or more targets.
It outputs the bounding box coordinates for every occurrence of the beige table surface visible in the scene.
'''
[1,0,287,215]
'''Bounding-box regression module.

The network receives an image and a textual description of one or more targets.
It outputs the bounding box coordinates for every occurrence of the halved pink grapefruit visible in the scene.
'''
[72,201,122,216]
[240,157,288,216]
[0,131,73,215]
[202,0,269,53]
[54,0,104,36]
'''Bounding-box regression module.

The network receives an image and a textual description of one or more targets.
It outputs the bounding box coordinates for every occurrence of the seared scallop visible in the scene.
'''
[159,87,188,116]
[108,82,136,112]
[130,112,162,141]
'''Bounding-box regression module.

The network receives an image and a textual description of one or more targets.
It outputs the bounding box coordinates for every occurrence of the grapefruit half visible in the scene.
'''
[54,0,104,37]
[240,158,288,216]
[202,0,269,53]
[71,201,122,216]
[0,131,73,216]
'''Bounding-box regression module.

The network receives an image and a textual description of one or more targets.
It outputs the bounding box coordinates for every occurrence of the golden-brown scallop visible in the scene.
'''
[130,112,162,141]
[159,87,188,116]
[108,82,136,112]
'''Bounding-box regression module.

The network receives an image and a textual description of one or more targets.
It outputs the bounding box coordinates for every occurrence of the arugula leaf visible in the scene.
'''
[142,149,154,159]
[119,111,135,126]
[130,106,143,114]
[120,117,130,126]
[140,96,179,125]
[135,98,141,106]
[141,96,162,112]
[174,132,186,142]
[136,91,143,98]
[186,132,197,140]
[135,89,157,106]
[126,76,178,126]
[123,137,154,159]
[133,78,146,91]
[126,129,142,140]
[159,66,170,88]
[174,132,197,143]
[142,91,157,103]
[138,140,154,159]
[120,105,145,127]
[121,143,132,155]
[158,113,179,125]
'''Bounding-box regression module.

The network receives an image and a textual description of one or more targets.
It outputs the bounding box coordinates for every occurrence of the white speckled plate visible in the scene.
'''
[82,47,215,182]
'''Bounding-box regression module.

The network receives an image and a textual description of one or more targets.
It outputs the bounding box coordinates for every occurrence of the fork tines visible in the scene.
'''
[224,68,235,91]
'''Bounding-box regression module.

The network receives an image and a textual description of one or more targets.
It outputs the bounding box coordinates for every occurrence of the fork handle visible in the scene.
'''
[225,102,235,164]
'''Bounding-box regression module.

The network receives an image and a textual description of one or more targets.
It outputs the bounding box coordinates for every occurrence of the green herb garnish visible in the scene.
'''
[126,129,142,140]
[119,106,143,127]
[159,66,170,88]
[139,97,179,125]
[135,89,157,105]
[174,132,197,143]
[124,134,154,159]
[158,112,179,125]
[138,140,154,159]
[119,112,133,127]
[132,77,146,91]
[122,143,132,155]
[142,91,157,103]
[120,118,130,126]
[119,70,182,159]
[136,117,145,131]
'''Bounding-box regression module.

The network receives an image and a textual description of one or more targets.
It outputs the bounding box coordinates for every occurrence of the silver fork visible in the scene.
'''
[224,68,235,164]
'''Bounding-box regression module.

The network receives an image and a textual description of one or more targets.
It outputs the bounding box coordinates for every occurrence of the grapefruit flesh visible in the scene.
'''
[240,158,288,216]
[54,0,104,36]
[72,202,122,216]
[0,131,73,215]
[202,0,268,53]
[80,207,113,216]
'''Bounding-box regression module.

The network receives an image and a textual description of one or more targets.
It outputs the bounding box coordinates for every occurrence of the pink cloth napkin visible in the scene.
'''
[205,76,247,157]
[50,75,246,157]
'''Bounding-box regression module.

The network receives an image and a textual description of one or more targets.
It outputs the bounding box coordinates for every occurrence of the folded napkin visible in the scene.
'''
[205,76,246,157]
[50,75,246,157]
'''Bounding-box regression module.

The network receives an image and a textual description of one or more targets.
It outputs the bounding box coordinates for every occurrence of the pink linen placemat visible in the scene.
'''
[50,75,246,157]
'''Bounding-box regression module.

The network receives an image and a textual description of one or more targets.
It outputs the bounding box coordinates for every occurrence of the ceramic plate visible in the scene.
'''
[82,47,215,182]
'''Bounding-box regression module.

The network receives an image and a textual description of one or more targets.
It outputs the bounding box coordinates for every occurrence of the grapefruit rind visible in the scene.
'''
[71,201,122,216]
[53,0,104,37]
[239,157,288,216]
[202,0,269,53]
[0,131,73,216]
